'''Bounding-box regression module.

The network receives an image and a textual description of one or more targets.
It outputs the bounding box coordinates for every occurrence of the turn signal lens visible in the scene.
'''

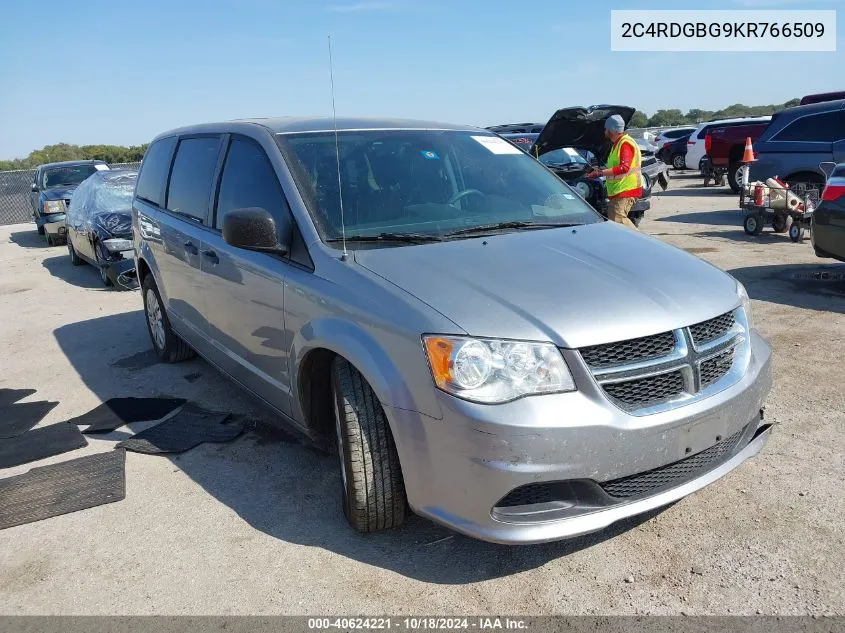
[422,335,576,404]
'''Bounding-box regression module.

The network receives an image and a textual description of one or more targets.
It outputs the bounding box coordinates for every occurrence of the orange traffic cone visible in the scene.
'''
[741,137,756,163]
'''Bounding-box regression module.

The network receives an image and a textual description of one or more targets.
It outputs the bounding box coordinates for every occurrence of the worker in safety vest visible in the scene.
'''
[586,114,642,230]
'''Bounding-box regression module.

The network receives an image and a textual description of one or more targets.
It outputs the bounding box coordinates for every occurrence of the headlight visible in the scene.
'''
[573,181,591,199]
[422,335,576,404]
[101,238,133,252]
[736,280,752,327]
[43,200,65,214]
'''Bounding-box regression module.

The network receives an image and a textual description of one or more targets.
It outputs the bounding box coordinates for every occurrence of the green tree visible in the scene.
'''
[646,109,687,127]
[629,110,649,128]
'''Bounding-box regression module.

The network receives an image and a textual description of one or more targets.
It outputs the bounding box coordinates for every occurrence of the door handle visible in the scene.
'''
[183,241,198,255]
[202,249,219,264]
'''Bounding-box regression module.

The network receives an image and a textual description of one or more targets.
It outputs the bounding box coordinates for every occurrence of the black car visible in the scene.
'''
[494,106,670,226]
[501,131,610,214]
[658,133,692,170]
[66,169,138,288]
[812,162,845,263]
[29,160,109,244]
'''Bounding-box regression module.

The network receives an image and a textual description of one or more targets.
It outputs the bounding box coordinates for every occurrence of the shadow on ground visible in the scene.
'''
[657,209,740,226]
[658,184,736,198]
[53,310,667,584]
[729,262,845,313]
[8,229,48,249]
[42,254,105,290]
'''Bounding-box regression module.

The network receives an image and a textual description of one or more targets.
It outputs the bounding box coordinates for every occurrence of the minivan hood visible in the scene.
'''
[533,105,635,164]
[41,185,77,200]
[354,223,740,349]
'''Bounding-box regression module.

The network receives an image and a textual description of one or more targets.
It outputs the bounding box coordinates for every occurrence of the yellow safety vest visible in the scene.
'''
[605,134,642,197]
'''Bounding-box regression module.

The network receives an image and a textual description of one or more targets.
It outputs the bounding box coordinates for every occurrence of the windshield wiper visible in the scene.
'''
[444,221,579,237]
[328,232,444,243]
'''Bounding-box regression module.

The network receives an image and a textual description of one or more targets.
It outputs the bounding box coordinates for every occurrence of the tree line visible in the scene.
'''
[0,143,149,172]
[629,98,801,129]
[0,98,803,171]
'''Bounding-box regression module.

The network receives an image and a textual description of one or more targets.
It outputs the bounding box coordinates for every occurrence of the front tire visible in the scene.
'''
[744,214,763,236]
[68,240,83,266]
[99,265,112,287]
[331,357,406,533]
[141,275,195,363]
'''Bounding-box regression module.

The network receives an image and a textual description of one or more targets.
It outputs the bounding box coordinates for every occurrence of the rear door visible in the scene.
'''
[136,134,223,349]
[200,134,294,415]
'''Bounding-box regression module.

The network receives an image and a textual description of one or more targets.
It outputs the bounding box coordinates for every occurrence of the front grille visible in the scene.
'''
[603,370,685,410]
[689,311,735,347]
[580,331,675,369]
[496,483,557,508]
[600,425,747,499]
[700,348,735,388]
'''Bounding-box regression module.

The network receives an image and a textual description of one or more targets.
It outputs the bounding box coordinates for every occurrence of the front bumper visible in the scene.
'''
[388,330,772,544]
[101,251,138,289]
[40,213,66,235]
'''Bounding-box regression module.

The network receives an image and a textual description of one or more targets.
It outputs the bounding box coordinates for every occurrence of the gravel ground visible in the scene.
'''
[0,173,843,615]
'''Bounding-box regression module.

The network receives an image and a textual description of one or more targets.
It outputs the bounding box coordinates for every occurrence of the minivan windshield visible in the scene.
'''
[276,130,601,244]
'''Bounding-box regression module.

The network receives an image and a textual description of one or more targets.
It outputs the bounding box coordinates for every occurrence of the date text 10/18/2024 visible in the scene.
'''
[308,618,529,630]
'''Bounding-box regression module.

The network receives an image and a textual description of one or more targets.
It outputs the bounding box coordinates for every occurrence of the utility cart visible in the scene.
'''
[739,178,820,242]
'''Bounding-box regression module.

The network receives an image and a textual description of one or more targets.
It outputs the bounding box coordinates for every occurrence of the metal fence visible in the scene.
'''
[0,162,141,226]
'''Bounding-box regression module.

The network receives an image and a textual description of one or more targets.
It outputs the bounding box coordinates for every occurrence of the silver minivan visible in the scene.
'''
[133,117,773,544]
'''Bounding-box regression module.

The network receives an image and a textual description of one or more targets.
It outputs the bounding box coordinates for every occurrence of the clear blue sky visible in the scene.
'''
[0,0,840,159]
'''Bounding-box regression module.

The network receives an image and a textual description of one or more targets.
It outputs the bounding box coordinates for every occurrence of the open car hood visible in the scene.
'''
[532,105,636,164]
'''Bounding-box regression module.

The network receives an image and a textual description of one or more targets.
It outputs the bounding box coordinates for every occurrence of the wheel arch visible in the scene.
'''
[292,318,441,437]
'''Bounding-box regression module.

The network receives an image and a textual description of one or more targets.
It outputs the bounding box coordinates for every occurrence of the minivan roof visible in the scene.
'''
[154,117,481,141]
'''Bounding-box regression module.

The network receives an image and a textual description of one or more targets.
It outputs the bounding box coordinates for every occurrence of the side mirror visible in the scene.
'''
[31,183,38,192]
[819,162,836,179]
[222,207,290,256]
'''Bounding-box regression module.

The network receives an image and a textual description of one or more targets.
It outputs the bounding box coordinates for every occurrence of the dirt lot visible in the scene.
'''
[1,173,843,615]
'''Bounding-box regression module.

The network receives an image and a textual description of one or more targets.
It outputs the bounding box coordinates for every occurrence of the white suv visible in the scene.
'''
[686,116,772,174]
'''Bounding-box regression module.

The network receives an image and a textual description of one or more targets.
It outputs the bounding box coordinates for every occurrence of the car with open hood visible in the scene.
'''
[491,105,669,225]
[133,116,773,544]
[29,160,110,245]
[66,169,138,288]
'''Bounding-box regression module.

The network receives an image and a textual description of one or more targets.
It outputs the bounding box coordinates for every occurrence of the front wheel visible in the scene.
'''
[141,276,195,363]
[36,224,45,235]
[744,214,763,236]
[99,265,112,287]
[789,222,806,242]
[331,357,406,533]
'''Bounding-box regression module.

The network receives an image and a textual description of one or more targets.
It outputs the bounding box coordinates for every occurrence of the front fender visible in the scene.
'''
[290,316,443,424]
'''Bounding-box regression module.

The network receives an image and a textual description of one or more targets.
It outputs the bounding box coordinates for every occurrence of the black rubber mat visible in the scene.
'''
[0,450,125,530]
[0,423,88,469]
[0,400,59,439]
[0,388,36,408]
[116,407,243,454]
[66,397,187,434]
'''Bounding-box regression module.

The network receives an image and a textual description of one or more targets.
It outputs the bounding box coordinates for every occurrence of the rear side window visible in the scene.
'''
[696,127,709,139]
[214,137,290,229]
[135,136,177,207]
[773,111,845,142]
[166,136,221,223]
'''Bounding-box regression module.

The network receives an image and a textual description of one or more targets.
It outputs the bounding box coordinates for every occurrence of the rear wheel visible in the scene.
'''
[789,222,806,243]
[99,265,112,287]
[728,162,743,193]
[772,215,789,233]
[331,357,406,533]
[672,154,685,170]
[141,275,195,363]
[67,240,83,266]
